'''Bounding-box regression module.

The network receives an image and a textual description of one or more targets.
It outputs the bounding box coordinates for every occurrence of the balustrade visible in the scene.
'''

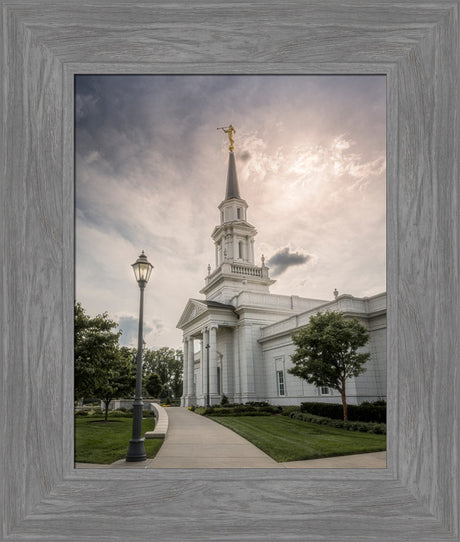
[230,263,262,277]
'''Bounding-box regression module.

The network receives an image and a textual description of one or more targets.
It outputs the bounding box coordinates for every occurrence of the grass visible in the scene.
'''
[211,415,386,462]
[75,415,163,464]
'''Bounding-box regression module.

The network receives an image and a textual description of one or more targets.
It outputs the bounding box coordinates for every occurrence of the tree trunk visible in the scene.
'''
[104,400,109,421]
[340,379,348,421]
[341,393,348,421]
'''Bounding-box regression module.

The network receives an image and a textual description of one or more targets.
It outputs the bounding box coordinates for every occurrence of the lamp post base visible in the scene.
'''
[126,438,147,462]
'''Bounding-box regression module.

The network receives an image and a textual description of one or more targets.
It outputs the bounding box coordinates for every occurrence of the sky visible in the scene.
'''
[75,75,386,350]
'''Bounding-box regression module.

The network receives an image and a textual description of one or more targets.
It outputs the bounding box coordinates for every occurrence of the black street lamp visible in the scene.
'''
[126,251,153,462]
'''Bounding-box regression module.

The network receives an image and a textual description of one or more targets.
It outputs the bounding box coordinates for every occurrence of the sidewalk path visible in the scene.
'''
[75,407,386,469]
[145,407,280,468]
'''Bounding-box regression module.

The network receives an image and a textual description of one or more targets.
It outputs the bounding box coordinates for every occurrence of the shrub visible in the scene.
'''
[280,406,301,416]
[300,401,386,423]
[289,411,386,434]
[220,395,229,406]
[363,400,386,407]
[110,409,131,418]
[200,403,281,417]
[87,408,103,416]
[75,410,88,417]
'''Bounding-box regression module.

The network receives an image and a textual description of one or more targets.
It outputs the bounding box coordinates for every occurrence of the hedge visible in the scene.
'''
[200,404,282,417]
[300,401,386,423]
[290,411,386,434]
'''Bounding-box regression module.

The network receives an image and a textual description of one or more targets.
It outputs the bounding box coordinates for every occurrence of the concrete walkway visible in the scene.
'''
[145,407,280,468]
[75,407,386,469]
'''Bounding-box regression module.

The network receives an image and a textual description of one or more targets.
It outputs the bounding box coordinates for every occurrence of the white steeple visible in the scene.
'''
[201,134,275,304]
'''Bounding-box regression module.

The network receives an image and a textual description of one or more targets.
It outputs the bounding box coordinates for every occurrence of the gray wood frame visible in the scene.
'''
[1,1,459,540]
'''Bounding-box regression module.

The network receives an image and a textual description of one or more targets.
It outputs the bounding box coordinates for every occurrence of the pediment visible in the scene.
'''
[176,299,209,329]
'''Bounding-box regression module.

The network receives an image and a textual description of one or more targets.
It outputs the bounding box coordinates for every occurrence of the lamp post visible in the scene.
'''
[205,342,210,408]
[126,251,153,462]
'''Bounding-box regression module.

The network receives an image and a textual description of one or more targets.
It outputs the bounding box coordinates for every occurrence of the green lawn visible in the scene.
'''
[75,416,163,464]
[212,415,386,462]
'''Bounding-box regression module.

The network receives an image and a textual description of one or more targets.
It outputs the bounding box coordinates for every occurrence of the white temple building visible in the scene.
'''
[177,135,386,407]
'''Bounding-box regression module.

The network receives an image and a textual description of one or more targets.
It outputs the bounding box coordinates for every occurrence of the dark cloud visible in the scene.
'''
[118,315,163,347]
[238,150,251,162]
[267,247,311,277]
[75,75,241,178]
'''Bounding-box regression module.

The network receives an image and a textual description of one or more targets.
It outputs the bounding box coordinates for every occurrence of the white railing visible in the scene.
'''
[366,293,386,313]
[231,263,262,277]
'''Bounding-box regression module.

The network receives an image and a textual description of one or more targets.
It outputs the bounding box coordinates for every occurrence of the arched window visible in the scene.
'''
[237,207,241,219]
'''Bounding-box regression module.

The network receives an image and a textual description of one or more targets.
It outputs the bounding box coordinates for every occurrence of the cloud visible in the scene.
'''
[117,314,164,347]
[267,246,312,277]
[75,75,386,348]
[238,150,251,162]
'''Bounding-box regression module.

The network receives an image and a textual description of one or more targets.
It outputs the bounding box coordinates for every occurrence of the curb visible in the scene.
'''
[145,403,168,439]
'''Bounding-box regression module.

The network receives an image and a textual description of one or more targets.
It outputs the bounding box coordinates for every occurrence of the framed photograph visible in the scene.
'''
[2,1,459,540]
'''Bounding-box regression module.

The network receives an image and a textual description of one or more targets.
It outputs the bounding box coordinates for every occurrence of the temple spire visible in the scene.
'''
[225,151,241,200]
[218,125,241,200]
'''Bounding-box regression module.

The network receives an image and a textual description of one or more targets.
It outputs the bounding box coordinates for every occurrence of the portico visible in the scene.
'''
[177,299,240,407]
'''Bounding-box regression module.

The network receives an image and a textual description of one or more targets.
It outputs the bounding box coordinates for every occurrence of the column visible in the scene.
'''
[203,328,210,406]
[250,239,255,264]
[182,337,189,406]
[187,337,195,403]
[239,323,256,402]
[233,327,241,401]
[221,330,231,398]
[198,338,203,399]
[209,325,218,404]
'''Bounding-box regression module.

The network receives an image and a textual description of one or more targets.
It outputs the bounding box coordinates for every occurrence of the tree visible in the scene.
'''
[144,372,162,398]
[288,311,370,420]
[75,303,136,419]
[95,348,136,421]
[75,302,122,400]
[143,347,183,400]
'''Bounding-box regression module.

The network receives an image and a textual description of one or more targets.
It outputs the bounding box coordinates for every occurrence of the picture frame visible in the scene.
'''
[1,1,458,540]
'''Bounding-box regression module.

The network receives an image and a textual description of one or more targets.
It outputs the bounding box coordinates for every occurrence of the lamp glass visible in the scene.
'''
[132,252,153,284]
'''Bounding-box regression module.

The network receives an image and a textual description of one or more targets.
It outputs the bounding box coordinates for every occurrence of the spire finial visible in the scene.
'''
[217,124,236,152]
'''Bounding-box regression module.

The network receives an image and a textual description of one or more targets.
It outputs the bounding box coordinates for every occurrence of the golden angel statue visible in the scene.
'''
[217,124,236,151]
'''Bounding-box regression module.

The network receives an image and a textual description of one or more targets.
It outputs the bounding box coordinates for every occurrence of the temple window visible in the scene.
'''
[276,370,286,396]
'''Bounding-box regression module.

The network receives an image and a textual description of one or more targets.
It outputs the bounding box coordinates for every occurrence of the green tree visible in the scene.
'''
[143,347,183,400]
[75,302,122,400]
[75,303,137,419]
[289,311,370,420]
[144,372,162,398]
[95,348,136,421]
